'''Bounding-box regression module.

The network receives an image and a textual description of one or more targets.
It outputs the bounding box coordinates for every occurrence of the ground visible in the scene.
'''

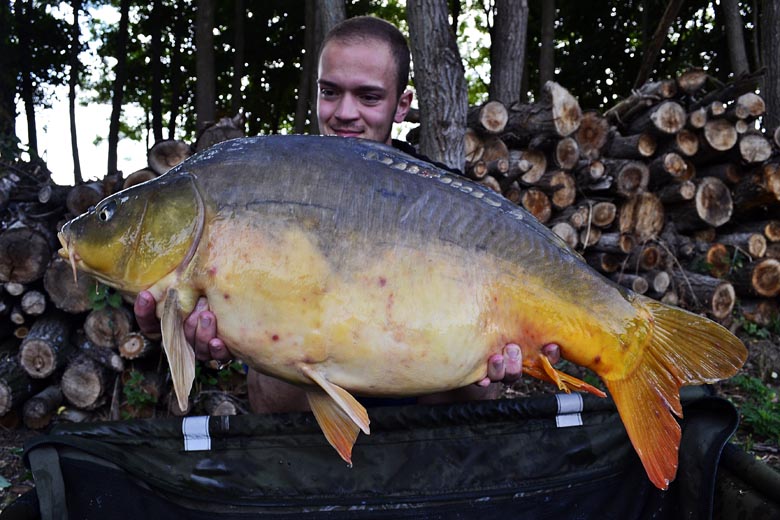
[0,331,778,512]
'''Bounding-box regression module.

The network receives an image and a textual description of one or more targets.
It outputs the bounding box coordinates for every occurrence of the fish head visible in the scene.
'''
[58,173,203,294]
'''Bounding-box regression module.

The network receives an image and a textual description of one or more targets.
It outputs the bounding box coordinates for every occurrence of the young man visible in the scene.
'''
[134,16,560,413]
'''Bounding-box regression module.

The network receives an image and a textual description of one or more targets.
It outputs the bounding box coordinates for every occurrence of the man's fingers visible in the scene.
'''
[501,343,523,382]
[485,353,505,382]
[133,291,160,336]
[542,343,561,364]
[208,338,231,362]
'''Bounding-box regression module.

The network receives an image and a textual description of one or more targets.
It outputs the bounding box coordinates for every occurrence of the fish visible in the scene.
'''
[58,135,746,490]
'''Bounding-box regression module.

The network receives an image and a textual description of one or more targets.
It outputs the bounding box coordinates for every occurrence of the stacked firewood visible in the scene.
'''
[1,75,778,428]
[463,72,779,329]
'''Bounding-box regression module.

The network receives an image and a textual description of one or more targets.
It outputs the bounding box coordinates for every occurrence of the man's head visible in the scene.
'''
[317,16,413,145]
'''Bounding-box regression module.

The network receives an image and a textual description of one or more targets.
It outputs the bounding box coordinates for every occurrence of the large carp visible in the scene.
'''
[58,135,746,490]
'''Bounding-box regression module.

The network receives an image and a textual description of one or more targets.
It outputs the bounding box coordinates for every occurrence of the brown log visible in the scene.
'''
[656,180,696,204]
[645,269,671,296]
[61,355,111,410]
[693,228,718,243]
[737,132,773,163]
[84,306,134,349]
[731,163,780,212]
[687,107,708,129]
[485,158,510,176]
[506,150,531,179]
[731,259,780,298]
[739,299,779,327]
[553,137,579,170]
[10,305,25,325]
[575,159,606,186]
[717,232,767,259]
[37,182,70,206]
[697,163,741,185]
[590,201,617,228]
[665,177,733,232]
[676,68,709,94]
[480,136,510,163]
[518,149,547,184]
[0,226,53,284]
[767,243,780,260]
[610,272,649,294]
[66,181,105,216]
[465,160,488,180]
[605,131,657,159]
[477,175,502,193]
[19,312,73,379]
[671,270,736,319]
[702,119,738,151]
[195,114,246,152]
[77,335,125,373]
[697,242,731,279]
[774,126,780,148]
[584,251,622,274]
[658,129,699,157]
[574,111,609,160]
[534,170,576,209]
[594,232,636,254]
[503,81,582,143]
[467,100,509,134]
[20,290,46,317]
[602,159,650,197]
[625,243,663,271]
[626,100,686,135]
[123,168,158,190]
[4,282,25,296]
[43,257,94,314]
[0,355,43,417]
[201,391,239,416]
[520,188,552,223]
[0,173,20,212]
[503,181,523,204]
[148,139,194,174]
[619,192,665,242]
[708,101,727,117]
[118,332,158,360]
[579,226,602,248]
[604,79,677,124]
[22,385,63,429]
[648,152,693,187]
[728,92,766,120]
[551,205,589,230]
[660,290,679,306]
[734,119,750,134]
[464,128,484,163]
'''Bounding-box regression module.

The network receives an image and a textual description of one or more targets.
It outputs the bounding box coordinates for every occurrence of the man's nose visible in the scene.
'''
[335,95,359,121]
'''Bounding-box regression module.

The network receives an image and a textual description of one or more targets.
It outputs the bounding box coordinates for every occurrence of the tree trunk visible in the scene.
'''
[195,0,216,132]
[22,385,62,429]
[231,0,246,115]
[68,0,83,184]
[150,0,164,142]
[722,0,750,76]
[0,1,16,149]
[538,0,555,88]
[761,0,780,132]
[489,0,528,105]
[407,0,468,170]
[633,0,685,88]
[17,1,37,155]
[107,0,130,174]
[18,312,74,379]
[167,0,187,138]
[295,1,317,133]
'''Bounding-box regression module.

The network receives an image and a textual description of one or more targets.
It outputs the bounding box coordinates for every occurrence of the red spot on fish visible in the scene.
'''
[379,277,387,287]
[224,294,230,300]
[593,355,601,364]
[208,266,217,276]
[272,334,279,341]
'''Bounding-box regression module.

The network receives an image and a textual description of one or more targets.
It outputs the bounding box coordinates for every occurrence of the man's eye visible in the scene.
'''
[360,95,380,104]
[320,88,336,98]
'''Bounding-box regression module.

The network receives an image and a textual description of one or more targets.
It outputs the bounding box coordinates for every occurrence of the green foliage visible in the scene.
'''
[88,282,123,311]
[195,360,245,388]
[122,370,159,408]
[727,375,780,443]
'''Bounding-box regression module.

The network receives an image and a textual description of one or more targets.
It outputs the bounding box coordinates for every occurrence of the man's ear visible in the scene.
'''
[393,89,414,123]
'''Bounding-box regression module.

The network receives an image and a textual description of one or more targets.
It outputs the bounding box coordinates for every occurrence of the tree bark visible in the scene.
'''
[150,0,164,142]
[633,0,685,88]
[107,0,130,174]
[538,0,555,88]
[295,1,317,133]
[195,0,216,132]
[17,1,38,155]
[407,0,468,170]
[68,0,83,184]
[0,1,16,148]
[19,312,73,379]
[722,0,750,75]
[489,0,528,105]
[231,0,246,115]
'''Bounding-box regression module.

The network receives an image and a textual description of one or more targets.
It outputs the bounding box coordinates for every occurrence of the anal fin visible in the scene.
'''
[161,288,195,412]
[299,365,370,435]
[524,356,607,398]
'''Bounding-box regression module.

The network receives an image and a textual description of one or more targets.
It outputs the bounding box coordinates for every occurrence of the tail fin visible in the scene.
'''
[604,297,747,490]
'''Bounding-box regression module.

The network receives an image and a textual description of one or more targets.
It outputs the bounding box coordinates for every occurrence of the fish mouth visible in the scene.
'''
[57,230,81,283]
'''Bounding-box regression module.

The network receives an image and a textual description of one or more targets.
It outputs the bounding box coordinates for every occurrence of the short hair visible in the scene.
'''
[320,16,411,100]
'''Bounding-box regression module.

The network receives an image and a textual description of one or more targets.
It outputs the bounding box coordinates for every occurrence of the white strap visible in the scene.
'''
[182,416,211,451]
[555,393,584,428]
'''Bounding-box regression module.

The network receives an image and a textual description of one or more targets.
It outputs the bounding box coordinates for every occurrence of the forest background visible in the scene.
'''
[1,0,778,186]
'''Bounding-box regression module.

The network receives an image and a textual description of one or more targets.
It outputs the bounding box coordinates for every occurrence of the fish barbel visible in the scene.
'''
[57,135,746,490]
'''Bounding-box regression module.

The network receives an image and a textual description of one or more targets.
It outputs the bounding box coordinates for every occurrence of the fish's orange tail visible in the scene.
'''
[604,297,747,490]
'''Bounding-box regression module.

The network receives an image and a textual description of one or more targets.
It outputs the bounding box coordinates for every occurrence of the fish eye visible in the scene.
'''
[98,200,117,222]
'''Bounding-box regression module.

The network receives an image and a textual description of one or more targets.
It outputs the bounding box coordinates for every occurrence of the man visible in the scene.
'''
[135,16,560,413]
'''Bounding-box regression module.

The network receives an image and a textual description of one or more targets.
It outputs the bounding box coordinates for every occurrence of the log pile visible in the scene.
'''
[0,75,778,429]
[459,73,779,326]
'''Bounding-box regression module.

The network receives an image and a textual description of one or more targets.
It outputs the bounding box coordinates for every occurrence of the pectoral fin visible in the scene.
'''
[300,365,370,464]
[161,288,195,412]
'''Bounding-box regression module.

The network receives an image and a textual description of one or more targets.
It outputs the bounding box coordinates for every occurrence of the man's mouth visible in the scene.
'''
[332,128,363,137]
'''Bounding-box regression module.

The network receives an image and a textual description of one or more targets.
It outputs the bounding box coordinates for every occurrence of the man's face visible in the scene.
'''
[317,38,412,145]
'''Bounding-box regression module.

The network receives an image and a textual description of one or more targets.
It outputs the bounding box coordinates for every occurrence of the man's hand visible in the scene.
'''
[133,291,231,362]
[474,342,561,387]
